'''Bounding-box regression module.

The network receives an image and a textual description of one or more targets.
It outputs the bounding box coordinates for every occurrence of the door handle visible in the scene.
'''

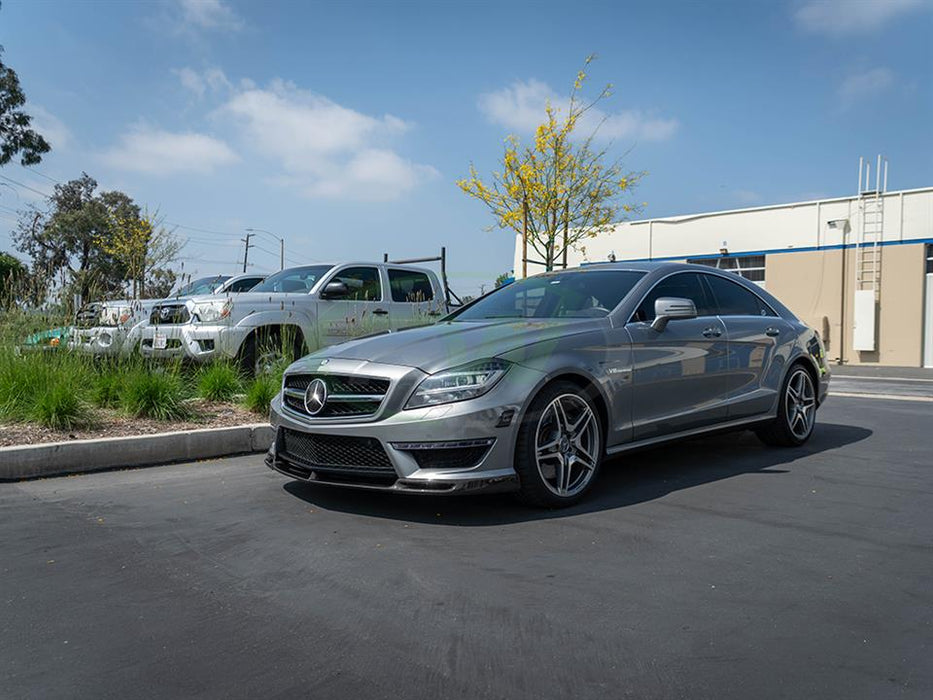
[427,311,442,317]
[372,308,389,316]
[765,327,780,337]
[702,327,723,338]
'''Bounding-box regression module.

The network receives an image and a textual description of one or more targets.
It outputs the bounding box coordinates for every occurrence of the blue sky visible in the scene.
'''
[0,0,931,296]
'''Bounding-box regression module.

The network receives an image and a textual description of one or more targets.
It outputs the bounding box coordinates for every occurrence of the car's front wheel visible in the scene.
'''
[756,364,817,447]
[514,381,603,508]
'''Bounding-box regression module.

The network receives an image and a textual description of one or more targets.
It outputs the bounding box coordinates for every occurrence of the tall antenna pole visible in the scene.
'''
[241,232,253,273]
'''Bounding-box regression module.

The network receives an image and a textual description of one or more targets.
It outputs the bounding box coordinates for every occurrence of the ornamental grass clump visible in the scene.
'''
[122,369,190,420]
[91,370,125,408]
[197,363,242,402]
[243,374,278,415]
[30,381,89,430]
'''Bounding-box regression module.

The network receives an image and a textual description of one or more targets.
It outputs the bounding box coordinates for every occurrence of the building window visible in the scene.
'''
[926,244,933,274]
[687,254,766,284]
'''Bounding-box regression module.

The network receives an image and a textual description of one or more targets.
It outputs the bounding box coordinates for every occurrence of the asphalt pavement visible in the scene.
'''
[2,391,931,699]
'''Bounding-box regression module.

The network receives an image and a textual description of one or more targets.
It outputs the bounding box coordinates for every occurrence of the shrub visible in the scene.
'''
[30,382,89,430]
[197,363,242,402]
[91,371,125,408]
[244,375,278,415]
[122,370,190,420]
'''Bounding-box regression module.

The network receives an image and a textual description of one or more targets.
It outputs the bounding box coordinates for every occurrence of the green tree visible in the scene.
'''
[494,271,513,288]
[13,173,181,304]
[0,250,26,306]
[458,56,643,275]
[0,6,51,166]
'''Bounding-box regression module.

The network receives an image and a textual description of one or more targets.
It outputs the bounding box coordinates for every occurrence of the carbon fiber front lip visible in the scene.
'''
[265,453,519,495]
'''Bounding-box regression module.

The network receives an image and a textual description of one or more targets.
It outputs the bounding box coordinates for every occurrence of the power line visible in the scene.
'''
[24,166,61,185]
[0,174,51,199]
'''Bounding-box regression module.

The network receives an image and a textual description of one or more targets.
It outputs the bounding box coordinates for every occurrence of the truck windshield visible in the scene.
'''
[251,265,335,294]
[175,275,231,297]
[450,269,646,321]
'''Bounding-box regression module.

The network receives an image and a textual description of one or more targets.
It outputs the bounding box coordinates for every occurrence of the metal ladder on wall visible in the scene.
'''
[856,190,884,296]
[852,156,887,352]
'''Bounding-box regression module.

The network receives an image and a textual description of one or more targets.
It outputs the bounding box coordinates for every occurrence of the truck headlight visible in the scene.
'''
[191,300,231,323]
[405,359,510,409]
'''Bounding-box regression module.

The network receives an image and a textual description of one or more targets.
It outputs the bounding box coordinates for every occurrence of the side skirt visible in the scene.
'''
[605,414,774,456]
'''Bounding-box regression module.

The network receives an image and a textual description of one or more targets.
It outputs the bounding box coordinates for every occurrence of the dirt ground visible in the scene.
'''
[0,399,263,447]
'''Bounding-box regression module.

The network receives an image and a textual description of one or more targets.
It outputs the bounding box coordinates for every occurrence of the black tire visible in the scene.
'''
[756,363,818,447]
[514,380,604,508]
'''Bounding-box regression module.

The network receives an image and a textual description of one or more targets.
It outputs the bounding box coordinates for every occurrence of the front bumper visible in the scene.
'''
[140,323,246,362]
[266,359,545,495]
[70,327,132,356]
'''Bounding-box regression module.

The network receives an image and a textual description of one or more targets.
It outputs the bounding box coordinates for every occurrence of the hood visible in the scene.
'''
[310,318,604,374]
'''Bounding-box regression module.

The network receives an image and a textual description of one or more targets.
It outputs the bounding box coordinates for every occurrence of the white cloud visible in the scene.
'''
[478,79,678,143]
[28,105,72,151]
[838,67,895,103]
[101,124,238,175]
[218,80,437,200]
[794,0,928,36]
[175,67,232,98]
[176,0,243,32]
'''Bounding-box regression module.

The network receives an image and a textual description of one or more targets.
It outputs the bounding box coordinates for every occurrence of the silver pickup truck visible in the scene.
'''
[140,262,448,374]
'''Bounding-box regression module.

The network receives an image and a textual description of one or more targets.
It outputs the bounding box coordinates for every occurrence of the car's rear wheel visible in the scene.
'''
[756,364,817,447]
[514,381,603,508]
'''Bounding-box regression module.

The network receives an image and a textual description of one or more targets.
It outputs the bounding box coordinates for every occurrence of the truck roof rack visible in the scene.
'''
[382,247,462,307]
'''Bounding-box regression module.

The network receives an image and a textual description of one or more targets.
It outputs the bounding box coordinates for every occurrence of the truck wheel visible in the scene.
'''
[237,328,304,377]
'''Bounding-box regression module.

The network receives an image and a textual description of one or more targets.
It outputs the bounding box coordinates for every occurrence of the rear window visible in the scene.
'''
[388,269,434,302]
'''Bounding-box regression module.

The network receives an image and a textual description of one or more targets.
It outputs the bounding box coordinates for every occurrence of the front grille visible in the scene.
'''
[282,373,390,419]
[150,304,190,325]
[279,429,395,475]
[75,306,101,329]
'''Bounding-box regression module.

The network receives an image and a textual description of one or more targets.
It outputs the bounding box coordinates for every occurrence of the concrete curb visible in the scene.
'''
[0,424,274,481]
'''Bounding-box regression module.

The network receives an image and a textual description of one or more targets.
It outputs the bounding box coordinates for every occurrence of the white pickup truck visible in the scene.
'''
[70,273,266,357]
[140,262,448,374]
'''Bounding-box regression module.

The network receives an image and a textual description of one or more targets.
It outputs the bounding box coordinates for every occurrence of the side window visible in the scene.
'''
[227,277,261,293]
[704,274,775,316]
[632,272,715,322]
[331,267,382,301]
[388,269,434,302]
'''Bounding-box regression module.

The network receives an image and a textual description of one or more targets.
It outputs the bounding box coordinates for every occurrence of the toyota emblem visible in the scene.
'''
[303,378,328,416]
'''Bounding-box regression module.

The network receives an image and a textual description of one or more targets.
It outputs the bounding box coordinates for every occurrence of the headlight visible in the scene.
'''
[191,300,231,323]
[405,359,510,409]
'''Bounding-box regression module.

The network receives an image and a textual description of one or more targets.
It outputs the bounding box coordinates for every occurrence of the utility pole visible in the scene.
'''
[240,232,254,273]
[245,228,285,270]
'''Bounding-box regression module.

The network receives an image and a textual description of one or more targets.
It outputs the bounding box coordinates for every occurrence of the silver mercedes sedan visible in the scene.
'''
[266,262,830,507]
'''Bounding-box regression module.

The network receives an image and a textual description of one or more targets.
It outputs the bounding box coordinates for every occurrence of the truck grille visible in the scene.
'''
[279,429,395,475]
[150,304,190,325]
[282,373,390,419]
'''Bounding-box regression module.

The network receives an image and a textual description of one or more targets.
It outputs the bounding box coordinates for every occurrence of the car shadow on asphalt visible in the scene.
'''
[282,422,871,526]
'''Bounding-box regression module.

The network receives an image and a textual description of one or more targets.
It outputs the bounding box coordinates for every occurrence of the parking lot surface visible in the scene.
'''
[2,393,931,699]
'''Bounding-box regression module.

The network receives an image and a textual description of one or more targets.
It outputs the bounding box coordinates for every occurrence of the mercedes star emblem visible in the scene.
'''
[303,378,328,416]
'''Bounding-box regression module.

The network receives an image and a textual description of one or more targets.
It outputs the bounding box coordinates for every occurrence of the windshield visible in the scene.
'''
[451,269,646,321]
[250,265,335,294]
[175,275,230,297]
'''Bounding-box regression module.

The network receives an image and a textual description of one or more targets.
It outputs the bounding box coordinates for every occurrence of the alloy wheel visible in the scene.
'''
[785,369,816,440]
[534,393,600,498]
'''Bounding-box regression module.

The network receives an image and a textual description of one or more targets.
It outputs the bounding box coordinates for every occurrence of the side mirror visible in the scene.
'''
[651,297,697,332]
[320,280,349,299]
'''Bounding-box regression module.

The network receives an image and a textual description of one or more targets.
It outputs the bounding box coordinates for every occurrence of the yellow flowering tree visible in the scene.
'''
[457,56,644,275]
[98,212,181,298]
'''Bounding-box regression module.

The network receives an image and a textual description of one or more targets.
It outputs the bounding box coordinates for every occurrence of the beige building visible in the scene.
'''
[513,184,933,368]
